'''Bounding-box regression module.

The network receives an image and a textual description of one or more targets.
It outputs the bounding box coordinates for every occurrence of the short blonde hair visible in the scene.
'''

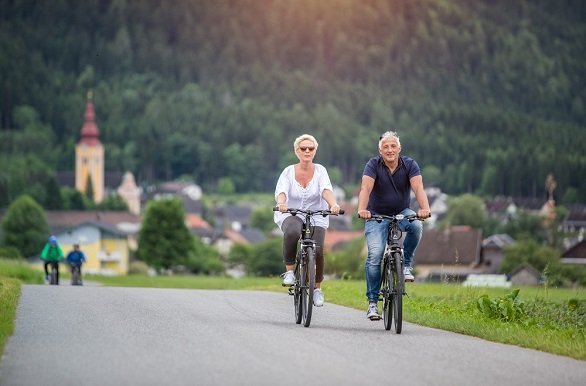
[294,134,319,151]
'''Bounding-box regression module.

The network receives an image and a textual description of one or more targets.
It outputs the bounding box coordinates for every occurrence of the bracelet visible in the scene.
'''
[332,203,340,208]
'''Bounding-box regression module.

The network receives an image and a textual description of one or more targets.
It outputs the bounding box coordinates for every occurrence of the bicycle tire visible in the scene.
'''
[71,265,81,285]
[382,255,393,330]
[392,251,404,334]
[303,247,315,327]
[50,263,58,285]
[294,260,303,324]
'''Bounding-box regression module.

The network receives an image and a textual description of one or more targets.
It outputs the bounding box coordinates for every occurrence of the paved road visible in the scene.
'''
[0,285,584,386]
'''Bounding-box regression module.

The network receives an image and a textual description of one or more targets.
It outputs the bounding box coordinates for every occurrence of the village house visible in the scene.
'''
[414,225,483,282]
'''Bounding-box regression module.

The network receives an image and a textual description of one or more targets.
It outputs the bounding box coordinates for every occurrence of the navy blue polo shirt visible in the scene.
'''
[363,155,421,215]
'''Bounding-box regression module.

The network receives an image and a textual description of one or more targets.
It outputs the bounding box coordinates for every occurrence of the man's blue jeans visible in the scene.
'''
[364,208,423,303]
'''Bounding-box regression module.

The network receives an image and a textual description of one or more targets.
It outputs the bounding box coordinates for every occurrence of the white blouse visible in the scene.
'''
[273,164,334,229]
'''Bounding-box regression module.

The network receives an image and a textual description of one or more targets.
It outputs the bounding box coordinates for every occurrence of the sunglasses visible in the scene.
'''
[299,146,315,152]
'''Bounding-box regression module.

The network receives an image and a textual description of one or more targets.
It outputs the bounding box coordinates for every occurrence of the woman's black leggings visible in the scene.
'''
[282,216,326,283]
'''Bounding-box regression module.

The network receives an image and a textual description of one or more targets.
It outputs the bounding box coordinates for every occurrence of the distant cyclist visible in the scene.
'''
[357,131,431,320]
[40,235,64,284]
[66,243,86,283]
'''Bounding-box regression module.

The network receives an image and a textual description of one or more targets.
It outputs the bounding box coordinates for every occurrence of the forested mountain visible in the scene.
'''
[1,0,585,207]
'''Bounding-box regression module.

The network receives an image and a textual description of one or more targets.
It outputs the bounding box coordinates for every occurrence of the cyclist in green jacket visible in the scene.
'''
[41,235,64,284]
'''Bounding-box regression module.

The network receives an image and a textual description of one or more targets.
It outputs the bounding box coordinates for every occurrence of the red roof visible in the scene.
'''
[324,230,363,252]
[79,96,101,146]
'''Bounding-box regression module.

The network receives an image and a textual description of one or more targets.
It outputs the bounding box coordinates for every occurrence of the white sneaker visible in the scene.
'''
[404,266,415,282]
[367,303,381,320]
[313,288,324,307]
[281,270,295,286]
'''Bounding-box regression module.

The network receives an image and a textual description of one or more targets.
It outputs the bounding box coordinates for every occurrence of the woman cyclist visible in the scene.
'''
[274,134,340,307]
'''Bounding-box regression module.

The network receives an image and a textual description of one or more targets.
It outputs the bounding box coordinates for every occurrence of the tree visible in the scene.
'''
[44,175,63,210]
[250,207,276,233]
[184,236,224,275]
[502,210,547,244]
[61,187,86,210]
[445,194,486,229]
[96,194,129,211]
[1,195,50,258]
[246,238,284,276]
[137,198,194,271]
[500,239,559,274]
[217,178,235,195]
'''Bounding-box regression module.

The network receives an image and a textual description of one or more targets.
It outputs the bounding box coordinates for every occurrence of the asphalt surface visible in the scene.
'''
[0,285,584,386]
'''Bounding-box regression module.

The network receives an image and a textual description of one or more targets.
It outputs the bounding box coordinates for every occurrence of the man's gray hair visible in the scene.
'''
[379,131,401,148]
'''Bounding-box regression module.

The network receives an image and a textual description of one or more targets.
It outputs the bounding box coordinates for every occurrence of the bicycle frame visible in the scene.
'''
[372,213,419,333]
[294,214,317,326]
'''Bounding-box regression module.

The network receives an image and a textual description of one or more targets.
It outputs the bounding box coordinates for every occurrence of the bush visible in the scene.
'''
[325,238,365,280]
[128,261,150,275]
[476,289,526,323]
[0,247,22,259]
[247,238,283,276]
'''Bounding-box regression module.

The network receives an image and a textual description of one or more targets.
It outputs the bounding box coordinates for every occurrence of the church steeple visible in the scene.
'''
[79,90,101,146]
[75,90,105,203]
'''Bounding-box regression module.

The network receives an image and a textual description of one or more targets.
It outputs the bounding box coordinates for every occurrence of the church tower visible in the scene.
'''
[75,91,105,203]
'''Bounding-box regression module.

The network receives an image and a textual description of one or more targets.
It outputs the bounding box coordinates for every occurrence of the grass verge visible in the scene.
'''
[0,277,20,357]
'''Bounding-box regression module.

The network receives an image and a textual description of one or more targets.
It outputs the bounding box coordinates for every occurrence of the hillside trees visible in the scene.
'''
[0,0,584,205]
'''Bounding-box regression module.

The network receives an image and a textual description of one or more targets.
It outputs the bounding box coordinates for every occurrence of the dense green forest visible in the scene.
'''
[1,0,585,207]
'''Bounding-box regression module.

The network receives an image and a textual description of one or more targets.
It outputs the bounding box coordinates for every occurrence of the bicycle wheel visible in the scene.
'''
[294,261,303,324]
[50,263,58,285]
[72,266,80,285]
[382,255,393,330]
[302,247,315,327]
[392,252,404,334]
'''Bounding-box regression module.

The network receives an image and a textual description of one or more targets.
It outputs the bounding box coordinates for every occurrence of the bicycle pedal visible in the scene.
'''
[288,287,294,296]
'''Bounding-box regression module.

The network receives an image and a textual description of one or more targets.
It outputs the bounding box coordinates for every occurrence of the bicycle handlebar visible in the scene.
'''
[273,207,345,216]
[356,213,426,223]
[370,213,421,223]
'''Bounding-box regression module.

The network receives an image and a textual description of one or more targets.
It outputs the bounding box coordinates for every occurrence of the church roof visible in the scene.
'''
[79,91,101,146]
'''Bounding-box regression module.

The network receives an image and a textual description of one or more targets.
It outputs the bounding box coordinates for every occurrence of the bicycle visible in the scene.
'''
[274,207,344,327]
[370,213,421,333]
[70,263,83,286]
[48,261,59,285]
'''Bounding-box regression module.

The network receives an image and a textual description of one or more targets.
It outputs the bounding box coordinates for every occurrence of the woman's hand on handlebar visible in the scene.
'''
[329,203,341,215]
[276,203,288,213]
[357,209,371,219]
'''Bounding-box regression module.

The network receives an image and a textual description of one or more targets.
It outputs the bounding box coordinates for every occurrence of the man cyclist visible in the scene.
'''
[41,235,64,284]
[66,243,86,284]
[357,131,431,320]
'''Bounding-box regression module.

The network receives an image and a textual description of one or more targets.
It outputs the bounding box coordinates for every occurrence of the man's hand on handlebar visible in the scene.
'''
[357,209,371,219]
[417,209,432,219]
